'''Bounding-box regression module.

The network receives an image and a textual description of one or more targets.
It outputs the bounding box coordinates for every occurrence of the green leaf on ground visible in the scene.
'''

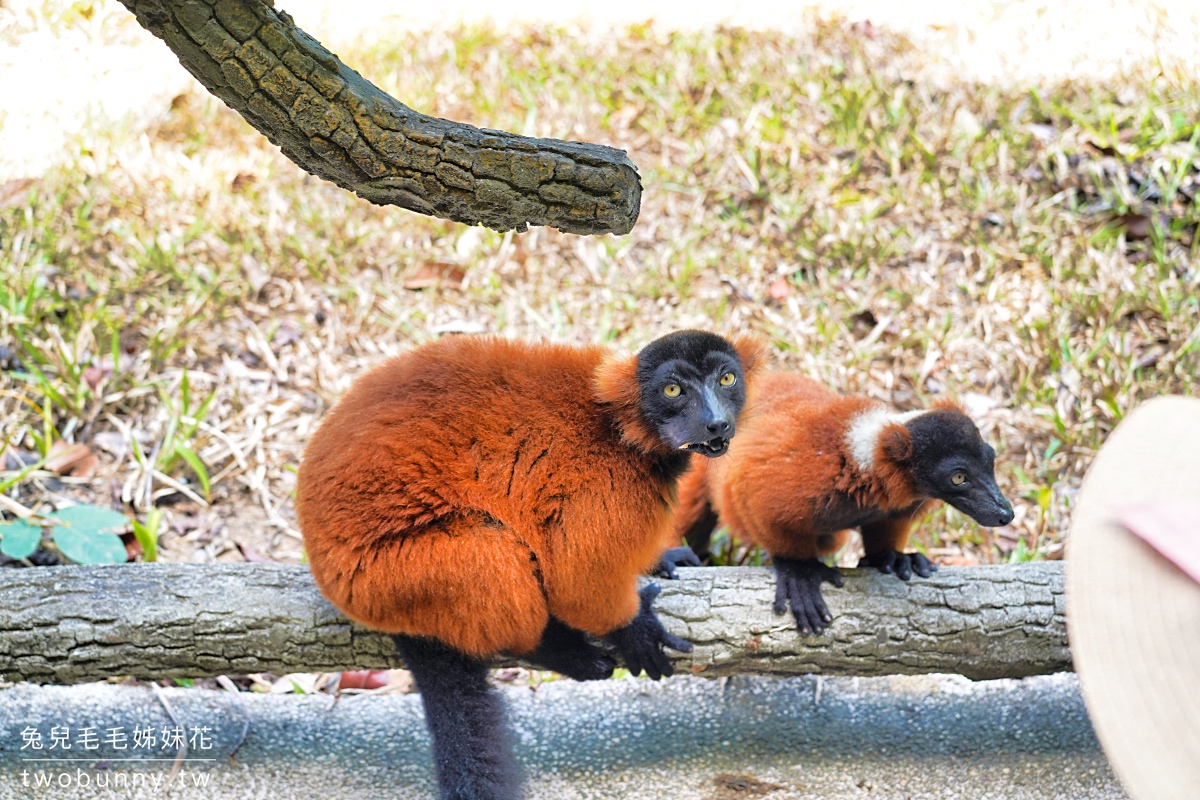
[0,519,43,560]
[48,504,131,564]
[48,504,131,531]
[52,526,128,564]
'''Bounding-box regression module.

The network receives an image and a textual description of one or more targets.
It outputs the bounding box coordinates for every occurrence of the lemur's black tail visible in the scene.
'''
[392,635,521,800]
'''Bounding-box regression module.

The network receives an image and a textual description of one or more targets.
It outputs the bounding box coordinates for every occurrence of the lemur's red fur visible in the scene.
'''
[298,334,764,660]
[673,371,958,560]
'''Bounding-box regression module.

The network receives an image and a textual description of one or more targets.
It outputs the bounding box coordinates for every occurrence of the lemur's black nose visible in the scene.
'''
[707,419,732,436]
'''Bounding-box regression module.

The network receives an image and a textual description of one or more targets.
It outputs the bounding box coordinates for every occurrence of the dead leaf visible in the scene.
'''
[235,541,273,563]
[44,441,99,478]
[83,362,113,390]
[765,277,790,303]
[121,531,143,561]
[231,172,257,192]
[1117,212,1154,240]
[339,670,392,691]
[0,179,35,209]
[404,262,467,290]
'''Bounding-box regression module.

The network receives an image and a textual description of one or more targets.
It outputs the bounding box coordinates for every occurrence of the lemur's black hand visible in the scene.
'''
[859,550,937,581]
[772,556,844,635]
[606,584,693,680]
[525,617,616,681]
[653,545,703,579]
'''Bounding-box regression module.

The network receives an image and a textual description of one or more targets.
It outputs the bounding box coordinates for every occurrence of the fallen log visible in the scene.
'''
[0,563,1067,684]
[118,0,641,235]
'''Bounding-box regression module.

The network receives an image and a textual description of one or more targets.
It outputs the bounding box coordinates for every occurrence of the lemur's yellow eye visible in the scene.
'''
[663,384,681,398]
[951,472,967,486]
[719,372,737,387]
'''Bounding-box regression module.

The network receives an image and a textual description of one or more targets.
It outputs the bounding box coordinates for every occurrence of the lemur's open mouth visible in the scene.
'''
[681,438,730,457]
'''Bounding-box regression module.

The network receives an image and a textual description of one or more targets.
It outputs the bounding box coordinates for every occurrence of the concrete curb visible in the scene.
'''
[0,674,1123,799]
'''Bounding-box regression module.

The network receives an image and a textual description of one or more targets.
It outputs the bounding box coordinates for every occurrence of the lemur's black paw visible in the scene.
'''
[526,617,617,681]
[606,584,693,680]
[557,652,618,682]
[653,546,703,579]
[525,644,615,681]
[772,556,844,635]
[859,550,937,581]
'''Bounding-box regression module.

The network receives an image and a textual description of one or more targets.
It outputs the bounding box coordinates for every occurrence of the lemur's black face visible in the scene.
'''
[636,331,747,457]
[905,410,1015,527]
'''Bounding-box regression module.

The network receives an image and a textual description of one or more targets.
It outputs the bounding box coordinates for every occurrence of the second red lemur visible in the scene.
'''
[674,371,1014,635]
[297,330,763,800]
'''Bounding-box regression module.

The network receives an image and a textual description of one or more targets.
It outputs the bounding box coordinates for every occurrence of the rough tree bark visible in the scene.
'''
[118,0,642,235]
[0,563,1068,684]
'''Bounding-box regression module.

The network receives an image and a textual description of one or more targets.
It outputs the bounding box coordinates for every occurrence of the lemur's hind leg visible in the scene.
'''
[317,514,550,658]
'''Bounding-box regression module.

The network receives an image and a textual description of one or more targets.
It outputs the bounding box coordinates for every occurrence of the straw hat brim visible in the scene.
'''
[1065,395,1200,800]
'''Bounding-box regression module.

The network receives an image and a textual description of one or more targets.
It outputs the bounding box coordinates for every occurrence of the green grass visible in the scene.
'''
[1,20,1197,565]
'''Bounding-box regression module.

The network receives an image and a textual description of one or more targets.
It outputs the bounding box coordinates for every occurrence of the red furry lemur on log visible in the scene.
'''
[297,331,763,800]
[673,371,1014,635]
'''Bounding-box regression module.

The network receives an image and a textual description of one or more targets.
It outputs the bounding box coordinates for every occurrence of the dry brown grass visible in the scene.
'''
[1,17,1197,570]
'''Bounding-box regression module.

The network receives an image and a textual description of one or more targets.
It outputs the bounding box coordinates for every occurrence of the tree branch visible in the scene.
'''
[0,563,1068,684]
[118,0,642,235]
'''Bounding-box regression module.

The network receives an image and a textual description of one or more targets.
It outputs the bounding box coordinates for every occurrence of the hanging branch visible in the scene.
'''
[119,0,642,234]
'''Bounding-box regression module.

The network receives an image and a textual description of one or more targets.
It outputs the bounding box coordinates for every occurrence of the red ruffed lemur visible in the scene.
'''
[297,330,763,800]
[673,371,1014,635]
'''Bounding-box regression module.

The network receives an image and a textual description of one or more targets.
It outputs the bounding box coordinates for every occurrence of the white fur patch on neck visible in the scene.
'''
[845,407,929,472]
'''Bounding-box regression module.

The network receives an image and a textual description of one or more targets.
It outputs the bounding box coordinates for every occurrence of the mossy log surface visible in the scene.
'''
[119,0,641,234]
[0,563,1069,684]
